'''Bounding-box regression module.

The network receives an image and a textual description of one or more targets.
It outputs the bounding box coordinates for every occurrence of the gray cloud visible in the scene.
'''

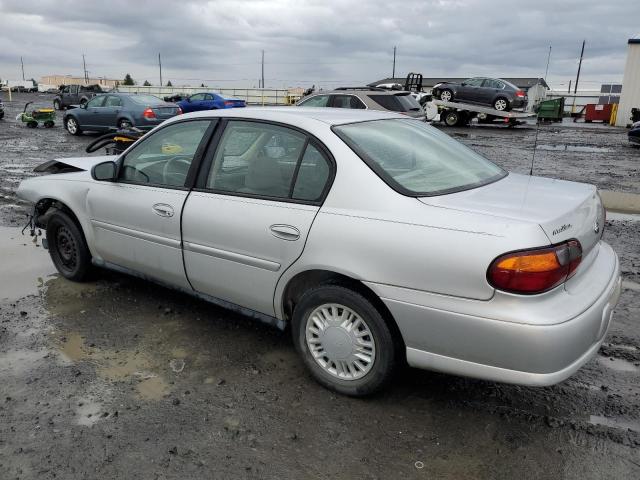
[0,0,637,89]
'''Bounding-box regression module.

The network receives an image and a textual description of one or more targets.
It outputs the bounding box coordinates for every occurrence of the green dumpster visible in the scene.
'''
[536,97,565,122]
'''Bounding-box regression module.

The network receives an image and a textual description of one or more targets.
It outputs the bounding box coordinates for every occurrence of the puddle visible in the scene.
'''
[606,212,640,222]
[136,376,169,400]
[597,355,639,373]
[588,415,640,432]
[57,332,88,363]
[536,144,611,153]
[0,226,56,301]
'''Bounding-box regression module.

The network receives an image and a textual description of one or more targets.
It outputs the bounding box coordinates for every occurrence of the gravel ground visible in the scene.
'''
[1,92,639,479]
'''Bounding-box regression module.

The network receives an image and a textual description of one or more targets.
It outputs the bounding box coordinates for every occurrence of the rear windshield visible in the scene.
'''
[129,95,165,105]
[333,119,506,196]
[368,93,421,112]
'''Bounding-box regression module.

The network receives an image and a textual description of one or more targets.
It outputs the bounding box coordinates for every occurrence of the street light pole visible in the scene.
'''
[392,46,396,78]
[159,53,163,87]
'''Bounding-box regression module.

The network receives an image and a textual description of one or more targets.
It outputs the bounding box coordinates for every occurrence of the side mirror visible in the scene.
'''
[80,103,88,109]
[92,161,117,181]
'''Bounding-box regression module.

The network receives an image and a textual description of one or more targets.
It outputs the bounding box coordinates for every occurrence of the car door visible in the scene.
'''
[481,79,502,105]
[458,78,484,103]
[86,119,216,289]
[188,93,207,112]
[298,95,330,107]
[203,93,217,109]
[329,95,366,109]
[182,119,334,316]
[83,95,107,129]
[97,95,122,128]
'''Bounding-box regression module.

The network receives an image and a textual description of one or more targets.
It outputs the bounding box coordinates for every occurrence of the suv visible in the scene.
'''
[297,87,424,119]
[54,84,104,110]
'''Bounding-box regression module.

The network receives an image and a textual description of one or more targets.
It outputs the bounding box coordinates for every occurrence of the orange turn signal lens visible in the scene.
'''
[495,251,560,273]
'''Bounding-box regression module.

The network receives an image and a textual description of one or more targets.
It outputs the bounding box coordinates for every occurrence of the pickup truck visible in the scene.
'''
[53,84,104,110]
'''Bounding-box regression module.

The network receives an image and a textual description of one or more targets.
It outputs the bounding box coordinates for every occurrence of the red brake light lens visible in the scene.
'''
[224,101,234,107]
[176,106,183,115]
[515,90,526,97]
[143,107,156,119]
[488,240,582,294]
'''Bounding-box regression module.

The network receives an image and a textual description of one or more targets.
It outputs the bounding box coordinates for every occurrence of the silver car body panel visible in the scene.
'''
[16,107,621,387]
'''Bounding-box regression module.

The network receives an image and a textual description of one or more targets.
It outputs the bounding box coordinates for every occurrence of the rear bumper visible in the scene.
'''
[369,241,621,386]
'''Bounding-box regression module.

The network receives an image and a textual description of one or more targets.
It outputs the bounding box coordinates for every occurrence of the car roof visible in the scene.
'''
[168,107,402,126]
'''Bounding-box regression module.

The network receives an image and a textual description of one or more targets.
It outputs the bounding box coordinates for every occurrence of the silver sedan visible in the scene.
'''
[17,108,621,396]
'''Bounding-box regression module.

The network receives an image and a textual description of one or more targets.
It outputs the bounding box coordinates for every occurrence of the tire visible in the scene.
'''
[292,284,397,396]
[46,210,92,281]
[65,116,82,135]
[443,110,460,127]
[44,121,54,128]
[27,121,38,128]
[493,97,510,111]
[117,118,133,129]
[53,99,61,110]
[439,89,453,102]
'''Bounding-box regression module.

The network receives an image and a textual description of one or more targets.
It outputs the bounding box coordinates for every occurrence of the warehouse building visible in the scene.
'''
[40,74,119,89]
[369,77,549,111]
[616,34,640,127]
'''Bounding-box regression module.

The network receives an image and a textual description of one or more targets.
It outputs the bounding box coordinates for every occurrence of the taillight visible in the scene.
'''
[224,101,234,107]
[143,107,156,119]
[515,90,526,98]
[487,240,582,294]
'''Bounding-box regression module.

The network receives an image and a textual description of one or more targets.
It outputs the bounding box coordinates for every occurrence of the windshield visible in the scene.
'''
[129,95,165,105]
[333,119,506,196]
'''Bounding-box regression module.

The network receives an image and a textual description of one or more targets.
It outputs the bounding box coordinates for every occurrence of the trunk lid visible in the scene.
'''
[152,104,180,118]
[419,173,605,255]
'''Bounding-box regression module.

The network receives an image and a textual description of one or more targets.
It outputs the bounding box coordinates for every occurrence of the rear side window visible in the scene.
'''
[292,144,331,201]
[298,95,330,107]
[368,94,420,112]
[331,95,366,109]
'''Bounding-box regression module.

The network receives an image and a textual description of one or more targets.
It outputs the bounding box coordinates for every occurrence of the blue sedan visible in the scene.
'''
[177,92,246,113]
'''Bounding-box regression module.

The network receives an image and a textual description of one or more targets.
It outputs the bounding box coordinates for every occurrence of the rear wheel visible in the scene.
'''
[46,211,92,281]
[292,284,397,396]
[439,89,453,102]
[27,121,38,128]
[493,97,509,111]
[443,110,461,126]
[65,117,82,135]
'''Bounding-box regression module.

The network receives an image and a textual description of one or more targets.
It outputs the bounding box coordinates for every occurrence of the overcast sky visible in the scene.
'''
[0,0,638,90]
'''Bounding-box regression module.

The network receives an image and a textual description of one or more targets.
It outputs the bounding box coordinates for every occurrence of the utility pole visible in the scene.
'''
[261,50,265,89]
[571,40,585,113]
[544,45,552,82]
[20,56,25,81]
[567,80,572,93]
[158,53,163,87]
[392,46,396,78]
[82,54,88,84]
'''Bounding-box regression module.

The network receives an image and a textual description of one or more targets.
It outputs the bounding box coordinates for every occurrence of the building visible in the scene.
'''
[616,35,640,127]
[369,77,549,111]
[39,74,119,89]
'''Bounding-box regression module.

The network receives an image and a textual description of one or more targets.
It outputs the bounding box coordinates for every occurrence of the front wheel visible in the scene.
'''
[439,89,453,102]
[46,211,92,281]
[65,117,82,135]
[292,285,397,396]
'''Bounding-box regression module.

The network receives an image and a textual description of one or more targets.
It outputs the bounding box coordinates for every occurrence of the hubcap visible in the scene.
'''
[305,303,376,380]
[67,119,77,133]
[495,99,507,110]
[56,226,77,271]
[441,91,452,102]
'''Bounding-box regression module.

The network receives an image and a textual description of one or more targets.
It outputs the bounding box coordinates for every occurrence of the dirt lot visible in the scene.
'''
[1,92,639,479]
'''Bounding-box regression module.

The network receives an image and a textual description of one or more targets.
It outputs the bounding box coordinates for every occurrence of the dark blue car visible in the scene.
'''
[177,92,246,113]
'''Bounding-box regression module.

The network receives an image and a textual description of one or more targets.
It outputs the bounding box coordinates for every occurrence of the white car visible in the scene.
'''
[17,108,621,396]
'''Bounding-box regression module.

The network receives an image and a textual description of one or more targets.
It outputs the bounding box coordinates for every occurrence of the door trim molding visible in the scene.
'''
[91,219,181,249]
[183,241,281,272]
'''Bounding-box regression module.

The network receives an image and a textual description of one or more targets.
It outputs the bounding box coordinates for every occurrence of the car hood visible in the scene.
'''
[34,155,114,173]
[419,173,604,253]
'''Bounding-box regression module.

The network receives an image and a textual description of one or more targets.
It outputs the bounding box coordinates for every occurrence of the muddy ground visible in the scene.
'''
[0,92,639,479]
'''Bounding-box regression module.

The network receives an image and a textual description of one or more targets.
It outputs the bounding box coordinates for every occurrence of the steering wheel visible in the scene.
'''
[162,156,191,185]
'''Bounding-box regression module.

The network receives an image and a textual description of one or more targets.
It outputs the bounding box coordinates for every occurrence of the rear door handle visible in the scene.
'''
[270,224,300,241]
[152,203,174,217]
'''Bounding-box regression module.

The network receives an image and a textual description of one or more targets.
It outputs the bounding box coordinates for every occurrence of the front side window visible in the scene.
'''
[334,119,506,196]
[464,78,485,87]
[298,95,330,107]
[120,120,212,187]
[206,121,332,202]
[87,96,106,108]
[190,93,206,101]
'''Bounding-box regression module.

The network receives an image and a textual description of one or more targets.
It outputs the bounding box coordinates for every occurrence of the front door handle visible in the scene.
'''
[152,203,174,217]
[270,224,300,241]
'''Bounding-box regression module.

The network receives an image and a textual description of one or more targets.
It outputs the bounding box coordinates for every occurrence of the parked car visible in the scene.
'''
[297,87,425,119]
[63,93,181,135]
[177,92,246,113]
[54,84,104,110]
[17,108,620,396]
[432,77,527,111]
